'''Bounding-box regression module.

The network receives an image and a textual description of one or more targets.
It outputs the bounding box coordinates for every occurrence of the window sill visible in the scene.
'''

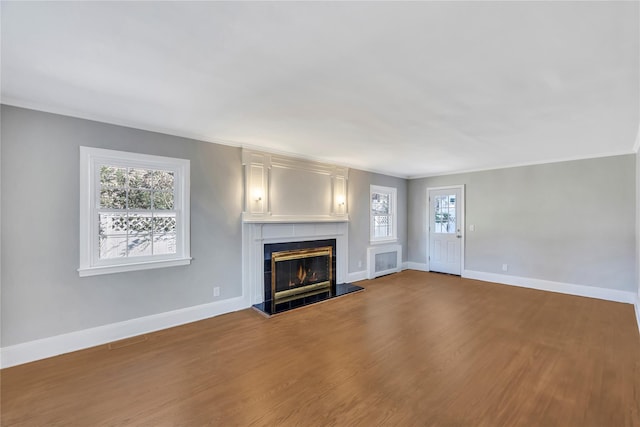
[78,257,192,277]
[369,238,398,245]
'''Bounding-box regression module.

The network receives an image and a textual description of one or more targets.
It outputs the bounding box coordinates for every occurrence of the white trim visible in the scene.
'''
[78,257,192,277]
[7,102,635,181]
[79,146,191,276]
[402,261,409,270]
[427,185,465,275]
[462,269,636,304]
[370,185,398,243]
[2,100,408,179]
[406,262,429,272]
[367,244,402,279]
[242,222,348,305]
[0,296,250,369]
[635,295,640,336]
[242,213,349,223]
[241,149,350,223]
[408,151,635,179]
[347,270,368,283]
[633,124,640,153]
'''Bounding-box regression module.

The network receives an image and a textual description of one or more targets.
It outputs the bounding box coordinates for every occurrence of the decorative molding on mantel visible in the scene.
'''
[242,213,349,223]
[241,148,349,222]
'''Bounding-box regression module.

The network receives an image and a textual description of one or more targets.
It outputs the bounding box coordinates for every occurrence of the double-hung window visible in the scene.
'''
[370,185,397,243]
[79,147,191,276]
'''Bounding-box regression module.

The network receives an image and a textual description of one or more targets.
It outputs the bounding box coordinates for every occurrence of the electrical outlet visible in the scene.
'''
[502,264,508,272]
[358,260,362,268]
[213,287,220,297]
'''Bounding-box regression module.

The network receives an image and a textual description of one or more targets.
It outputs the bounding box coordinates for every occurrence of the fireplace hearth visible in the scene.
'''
[253,239,363,316]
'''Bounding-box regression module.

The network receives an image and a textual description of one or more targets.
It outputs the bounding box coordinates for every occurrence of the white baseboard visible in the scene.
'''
[635,295,640,335]
[347,270,368,283]
[406,262,429,272]
[0,296,250,369]
[462,270,636,304]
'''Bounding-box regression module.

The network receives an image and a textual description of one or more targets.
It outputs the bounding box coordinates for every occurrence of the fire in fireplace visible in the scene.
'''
[272,246,333,303]
[263,239,336,303]
[256,238,363,316]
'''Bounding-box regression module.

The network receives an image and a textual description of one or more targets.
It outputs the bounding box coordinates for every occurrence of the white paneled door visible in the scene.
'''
[428,186,464,275]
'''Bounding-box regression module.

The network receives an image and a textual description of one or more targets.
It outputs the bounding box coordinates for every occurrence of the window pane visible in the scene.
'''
[128,214,152,234]
[153,191,174,210]
[100,166,126,188]
[374,215,391,238]
[128,168,153,189]
[99,235,127,259]
[99,213,127,235]
[128,190,152,209]
[100,189,127,209]
[153,170,174,191]
[153,213,176,233]
[372,192,390,215]
[434,195,456,234]
[153,233,176,255]
[128,234,152,257]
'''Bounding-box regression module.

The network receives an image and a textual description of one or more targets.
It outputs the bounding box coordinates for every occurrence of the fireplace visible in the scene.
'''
[264,239,336,300]
[271,245,333,303]
[254,238,362,316]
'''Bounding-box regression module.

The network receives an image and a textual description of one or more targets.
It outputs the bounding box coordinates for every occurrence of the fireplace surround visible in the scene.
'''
[241,150,362,315]
[243,222,363,316]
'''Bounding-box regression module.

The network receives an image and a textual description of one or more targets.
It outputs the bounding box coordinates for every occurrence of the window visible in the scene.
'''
[79,147,191,276]
[370,185,397,243]
[433,194,456,233]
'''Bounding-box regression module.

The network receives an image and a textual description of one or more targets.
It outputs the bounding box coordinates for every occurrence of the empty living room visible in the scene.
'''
[1,1,639,426]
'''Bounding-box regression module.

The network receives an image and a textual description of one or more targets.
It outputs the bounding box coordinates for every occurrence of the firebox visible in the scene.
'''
[272,246,333,303]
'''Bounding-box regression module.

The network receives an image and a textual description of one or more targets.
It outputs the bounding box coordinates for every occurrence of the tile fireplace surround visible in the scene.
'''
[242,221,349,306]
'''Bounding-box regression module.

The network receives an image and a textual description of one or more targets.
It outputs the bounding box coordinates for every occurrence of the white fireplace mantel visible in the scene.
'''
[242,221,348,305]
[241,149,349,224]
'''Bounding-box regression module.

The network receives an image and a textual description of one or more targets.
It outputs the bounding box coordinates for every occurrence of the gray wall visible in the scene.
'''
[1,106,244,347]
[348,169,408,273]
[637,149,640,298]
[409,155,636,292]
[1,105,408,347]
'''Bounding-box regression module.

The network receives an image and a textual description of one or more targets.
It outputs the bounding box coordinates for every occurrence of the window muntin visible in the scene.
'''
[433,194,456,233]
[79,147,190,276]
[97,166,176,260]
[370,185,397,242]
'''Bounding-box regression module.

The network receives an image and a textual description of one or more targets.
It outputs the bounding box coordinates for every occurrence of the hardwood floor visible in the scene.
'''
[2,271,639,426]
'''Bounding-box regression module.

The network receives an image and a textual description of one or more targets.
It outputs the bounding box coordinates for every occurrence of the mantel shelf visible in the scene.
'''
[242,213,350,224]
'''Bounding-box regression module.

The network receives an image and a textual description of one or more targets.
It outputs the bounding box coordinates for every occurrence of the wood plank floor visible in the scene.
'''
[2,271,639,426]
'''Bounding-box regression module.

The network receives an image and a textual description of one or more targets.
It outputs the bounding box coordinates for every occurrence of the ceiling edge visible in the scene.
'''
[2,99,635,182]
[0,98,410,180]
[407,150,636,180]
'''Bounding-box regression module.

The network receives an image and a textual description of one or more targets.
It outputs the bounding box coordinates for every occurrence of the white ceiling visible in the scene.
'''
[2,1,638,178]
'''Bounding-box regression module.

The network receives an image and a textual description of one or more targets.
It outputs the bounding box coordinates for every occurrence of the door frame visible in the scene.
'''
[426,185,465,274]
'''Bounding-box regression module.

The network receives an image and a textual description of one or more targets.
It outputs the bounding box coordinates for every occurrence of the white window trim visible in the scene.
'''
[78,147,191,277]
[370,184,397,244]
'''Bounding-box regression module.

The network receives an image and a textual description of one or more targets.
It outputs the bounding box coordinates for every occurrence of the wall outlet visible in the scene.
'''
[502,264,508,272]
[213,287,220,297]
[358,260,362,268]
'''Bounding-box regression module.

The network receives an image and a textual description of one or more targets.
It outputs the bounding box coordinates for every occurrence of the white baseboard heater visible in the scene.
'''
[367,244,402,279]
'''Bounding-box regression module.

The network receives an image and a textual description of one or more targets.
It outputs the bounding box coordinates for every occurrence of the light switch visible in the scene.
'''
[469,224,475,232]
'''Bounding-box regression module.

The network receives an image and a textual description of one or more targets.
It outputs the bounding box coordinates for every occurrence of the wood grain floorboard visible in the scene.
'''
[1,271,639,426]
